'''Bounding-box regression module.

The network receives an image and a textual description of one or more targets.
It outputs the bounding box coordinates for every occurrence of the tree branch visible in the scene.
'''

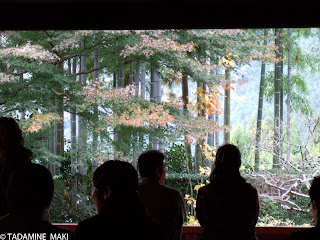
[50,88,72,99]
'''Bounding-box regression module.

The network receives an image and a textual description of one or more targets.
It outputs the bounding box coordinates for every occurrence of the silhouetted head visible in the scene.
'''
[91,160,138,213]
[309,176,320,223]
[0,117,33,164]
[0,117,24,152]
[210,144,242,182]
[138,150,166,184]
[7,163,54,216]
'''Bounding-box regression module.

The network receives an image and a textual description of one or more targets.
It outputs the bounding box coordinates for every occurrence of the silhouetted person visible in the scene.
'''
[196,144,259,240]
[0,117,33,216]
[0,163,73,238]
[76,160,164,240]
[289,176,320,240]
[137,150,184,240]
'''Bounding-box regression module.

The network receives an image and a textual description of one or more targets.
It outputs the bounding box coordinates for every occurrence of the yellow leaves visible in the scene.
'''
[200,143,217,163]
[166,95,184,109]
[197,87,203,93]
[194,184,205,193]
[199,166,211,176]
[219,52,237,68]
[186,103,195,111]
[194,87,222,116]
[166,86,221,116]
[186,216,200,226]
[185,194,196,208]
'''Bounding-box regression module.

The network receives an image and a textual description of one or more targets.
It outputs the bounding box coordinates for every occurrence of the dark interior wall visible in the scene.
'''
[0,0,320,30]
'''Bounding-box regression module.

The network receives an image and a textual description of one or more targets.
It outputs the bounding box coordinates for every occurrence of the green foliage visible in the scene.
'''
[50,152,95,223]
[258,198,312,226]
[165,143,190,174]
[166,173,209,200]
[2,29,320,227]
[50,173,95,223]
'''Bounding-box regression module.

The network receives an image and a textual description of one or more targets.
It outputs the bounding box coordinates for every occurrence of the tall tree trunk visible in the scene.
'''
[135,60,140,96]
[255,29,268,172]
[129,62,133,85]
[279,28,284,161]
[155,69,162,104]
[149,67,154,149]
[207,85,214,169]
[155,70,164,152]
[150,66,155,102]
[92,48,99,172]
[79,40,87,174]
[70,57,77,173]
[113,72,117,88]
[273,28,281,168]
[55,113,62,155]
[182,73,192,170]
[224,68,231,144]
[54,63,64,175]
[140,62,146,99]
[132,60,141,168]
[149,67,157,149]
[195,80,204,173]
[113,68,119,156]
[55,109,62,157]
[49,118,56,175]
[286,28,292,162]
[119,66,124,88]
[215,113,220,147]
[182,74,189,112]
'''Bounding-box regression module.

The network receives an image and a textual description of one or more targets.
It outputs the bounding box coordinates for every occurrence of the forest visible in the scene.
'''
[0,28,319,225]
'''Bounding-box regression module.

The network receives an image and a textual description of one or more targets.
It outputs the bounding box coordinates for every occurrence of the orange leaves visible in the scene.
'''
[195,87,222,116]
[221,84,235,91]
[166,86,222,117]
[22,113,61,133]
[106,104,174,128]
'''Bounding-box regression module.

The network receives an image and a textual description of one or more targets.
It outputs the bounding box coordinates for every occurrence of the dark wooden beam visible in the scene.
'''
[0,1,319,30]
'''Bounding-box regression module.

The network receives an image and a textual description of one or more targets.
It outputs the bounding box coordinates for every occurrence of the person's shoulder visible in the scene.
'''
[76,215,104,239]
[0,213,9,222]
[161,184,183,198]
[77,215,103,231]
[139,216,165,240]
[242,181,258,193]
[197,183,210,196]
[50,224,73,234]
[0,214,10,232]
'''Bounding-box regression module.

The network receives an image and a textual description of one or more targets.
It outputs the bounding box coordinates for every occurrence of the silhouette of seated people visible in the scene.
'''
[289,176,320,240]
[137,150,184,240]
[0,117,33,217]
[0,163,73,238]
[196,144,259,240]
[76,160,164,240]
